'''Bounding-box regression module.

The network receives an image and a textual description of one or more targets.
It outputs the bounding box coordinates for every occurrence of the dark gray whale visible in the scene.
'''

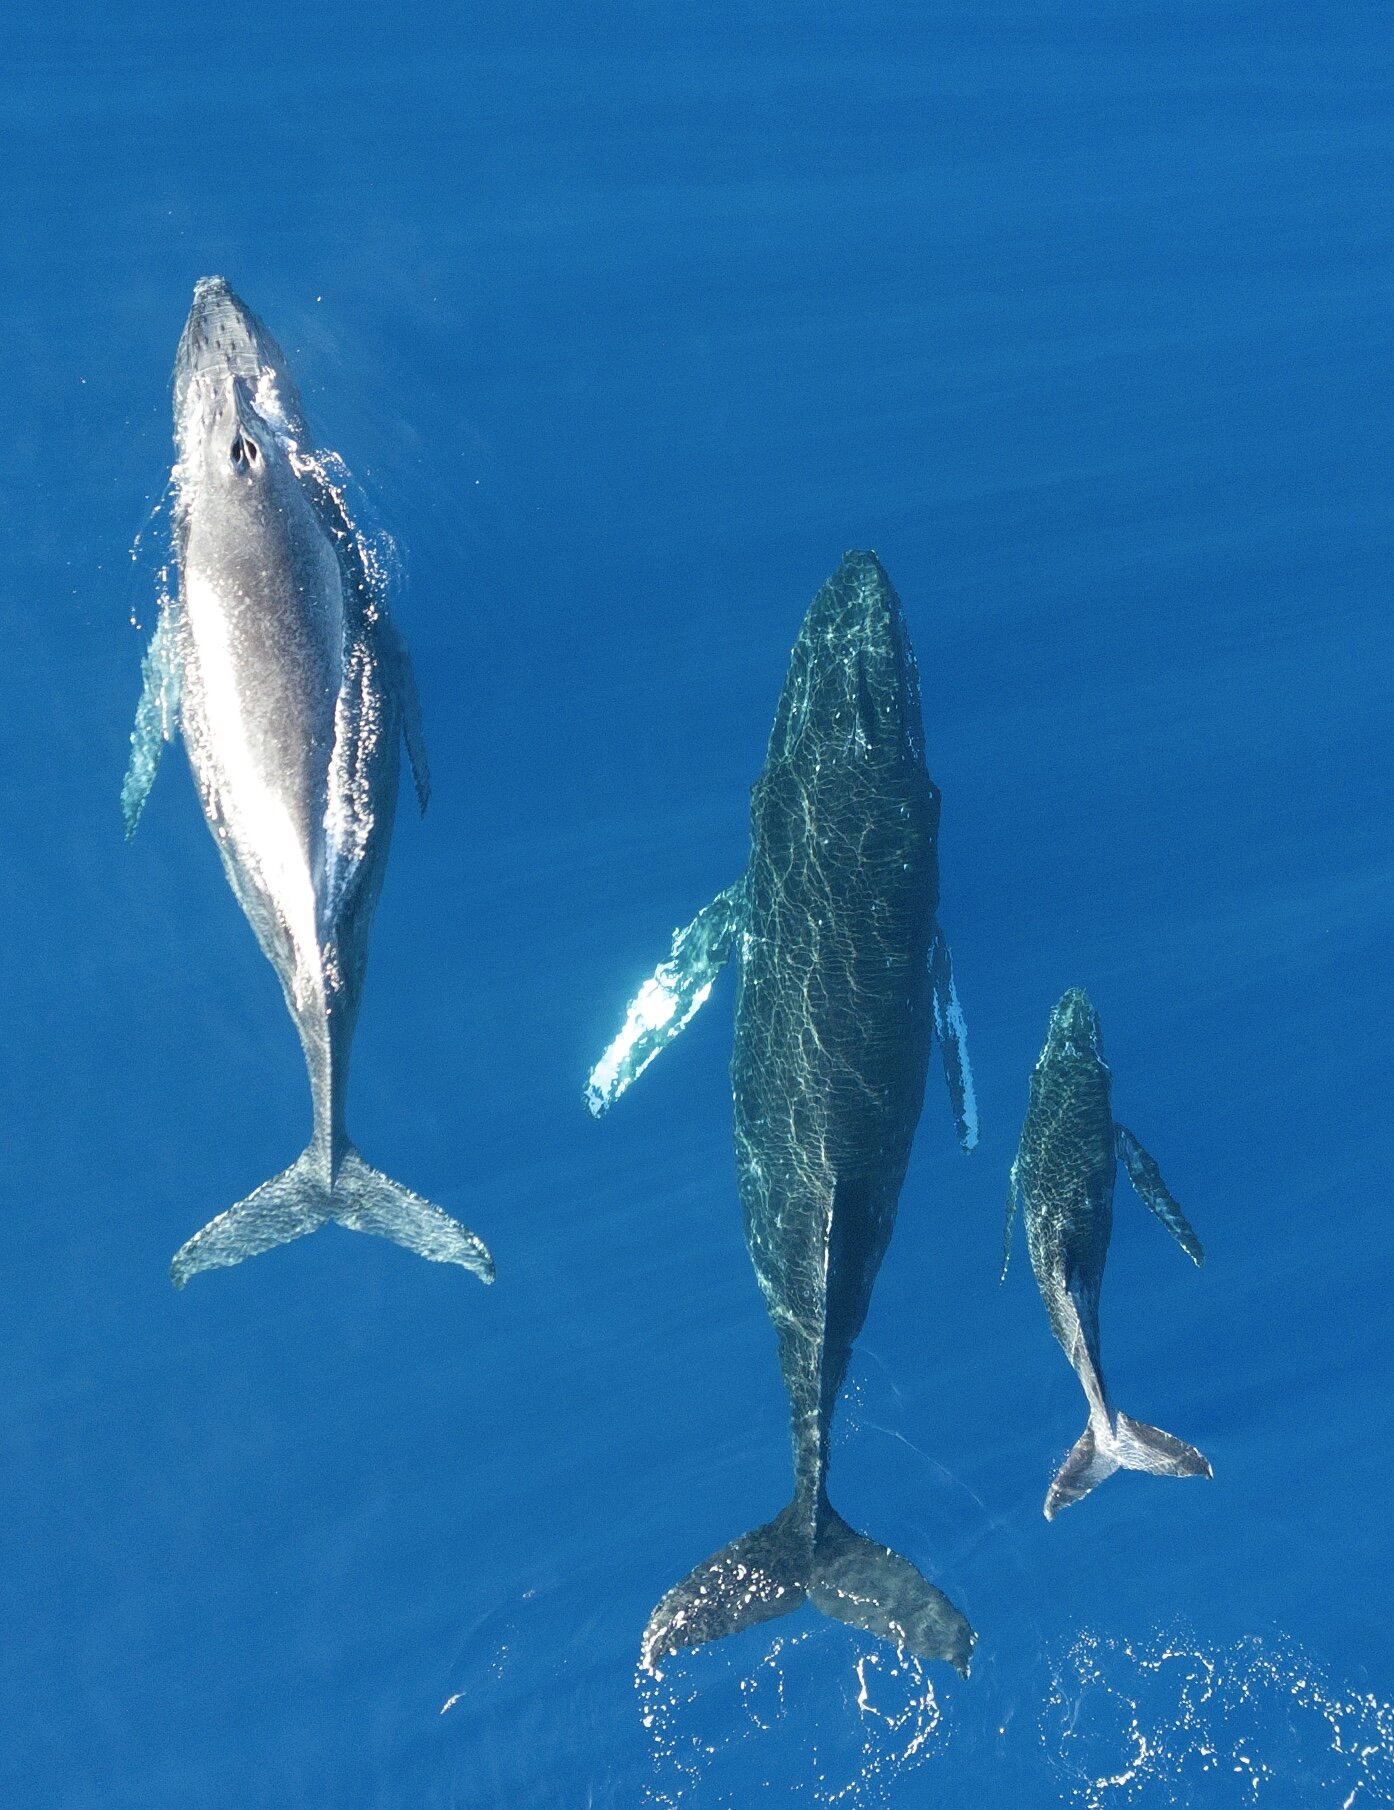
[1003,989,1210,1517]
[588,550,977,1676]
[124,278,492,1289]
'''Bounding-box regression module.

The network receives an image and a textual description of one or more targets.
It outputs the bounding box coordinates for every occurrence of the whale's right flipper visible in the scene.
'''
[586,880,745,1116]
[999,1159,1021,1283]
[122,606,182,839]
[930,925,978,1152]
[1115,1125,1204,1265]
[171,1144,493,1288]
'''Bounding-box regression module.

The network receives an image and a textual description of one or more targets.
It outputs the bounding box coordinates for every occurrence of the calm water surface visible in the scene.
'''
[2,4,1390,1805]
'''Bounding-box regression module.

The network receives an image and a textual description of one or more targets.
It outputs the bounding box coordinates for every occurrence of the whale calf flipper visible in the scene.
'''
[929,925,978,1152]
[121,605,182,839]
[809,1506,975,1677]
[170,1145,493,1288]
[1115,1125,1204,1265]
[585,881,745,1116]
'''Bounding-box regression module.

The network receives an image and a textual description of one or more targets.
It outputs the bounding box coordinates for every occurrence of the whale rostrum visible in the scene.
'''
[125,278,492,1289]
[589,550,977,1677]
[1003,989,1210,1517]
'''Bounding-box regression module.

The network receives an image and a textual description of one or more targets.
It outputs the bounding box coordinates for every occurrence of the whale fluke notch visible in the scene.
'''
[170,1145,493,1288]
[640,1499,974,1678]
[1045,1413,1213,1518]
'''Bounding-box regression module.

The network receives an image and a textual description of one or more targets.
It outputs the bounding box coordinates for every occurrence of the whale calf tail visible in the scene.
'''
[639,1497,975,1678]
[169,1146,494,1288]
[1045,1412,1211,1519]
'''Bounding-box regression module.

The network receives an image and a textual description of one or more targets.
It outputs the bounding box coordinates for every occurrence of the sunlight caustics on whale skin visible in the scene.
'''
[590,552,977,1680]
[125,278,491,1287]
[1004,989,1210,1518]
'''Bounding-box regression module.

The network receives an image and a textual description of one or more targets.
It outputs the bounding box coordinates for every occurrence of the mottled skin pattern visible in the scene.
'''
[1008,990,1210,1516]
[127,279,489,1286]
[1014,991,1118,1421]
[591,551,975,1674]
[171,281,404,1188]
[735,554,939,1527]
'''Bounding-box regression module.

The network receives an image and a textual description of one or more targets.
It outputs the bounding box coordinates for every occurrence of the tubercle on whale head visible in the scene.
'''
[1042,987,1106,1066]
[766,548,928,768]
[172,276,308,448]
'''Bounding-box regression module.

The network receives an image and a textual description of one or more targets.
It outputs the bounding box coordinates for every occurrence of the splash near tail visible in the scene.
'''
[639,1499,974,1678]
[169,1145,494,1288]
[1045,1413,1211,1518]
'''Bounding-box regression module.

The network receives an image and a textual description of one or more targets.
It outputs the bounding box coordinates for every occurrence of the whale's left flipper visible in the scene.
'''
[1115,1126,1204,1265]
[586,881,745,1116]
[122,607,182,839]
[640,1499,974,1679]
[999,1160,1021,1283]
[930,926,977,1152]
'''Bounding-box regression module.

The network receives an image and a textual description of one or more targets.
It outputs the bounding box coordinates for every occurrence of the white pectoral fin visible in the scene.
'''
[383,614,430,813]
[585,880,745,1117]
[1115,1124,1204,1265]
[121,607,182,839]
[930,924,978,1152]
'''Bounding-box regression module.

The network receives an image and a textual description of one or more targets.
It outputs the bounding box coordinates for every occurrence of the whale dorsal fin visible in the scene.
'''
[121,604,182,839]
[586,879,746,1116]
[1115,1124,1204,1265]
[929,925,978,1152]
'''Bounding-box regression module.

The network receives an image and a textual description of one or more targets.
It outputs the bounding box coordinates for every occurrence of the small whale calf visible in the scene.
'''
[125,278,492,1289]
[1003,989,1210,1518]
[589,550,977,1677]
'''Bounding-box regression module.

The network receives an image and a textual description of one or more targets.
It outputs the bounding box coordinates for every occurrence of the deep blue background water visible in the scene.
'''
[3,5,1391,1805]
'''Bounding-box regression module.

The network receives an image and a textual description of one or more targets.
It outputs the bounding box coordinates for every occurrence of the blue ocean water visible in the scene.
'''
[2,4,1390,1805]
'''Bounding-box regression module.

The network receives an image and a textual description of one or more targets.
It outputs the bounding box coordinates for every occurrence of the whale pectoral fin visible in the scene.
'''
[810,1506,976,1677]
[382,615,430,813]
[999,1160,1020,1283]
[929,925,978,1152]
[121,607,182,839]
[1115,1125,1204,1265]
[586,880,745,1117]
[640,1502,808,1672]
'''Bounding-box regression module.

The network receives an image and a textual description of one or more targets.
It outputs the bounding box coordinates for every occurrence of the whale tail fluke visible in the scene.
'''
[639,1499,974,1678]
[169,1145,494,1288]
[1045,1413,1211,1519]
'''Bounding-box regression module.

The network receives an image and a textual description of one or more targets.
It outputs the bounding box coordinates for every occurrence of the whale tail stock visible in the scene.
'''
[638,1497,975,1678]
[169,1146,494,1288]
[1044,1412,1212,1519]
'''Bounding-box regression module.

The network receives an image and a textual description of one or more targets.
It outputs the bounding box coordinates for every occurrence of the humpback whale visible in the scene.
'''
[1003,989,1210,1517]
[588,550,977,1677]
[124,278,492,1289]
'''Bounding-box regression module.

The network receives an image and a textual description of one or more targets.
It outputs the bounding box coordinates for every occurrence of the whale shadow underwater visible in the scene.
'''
[589,549,978,1677]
